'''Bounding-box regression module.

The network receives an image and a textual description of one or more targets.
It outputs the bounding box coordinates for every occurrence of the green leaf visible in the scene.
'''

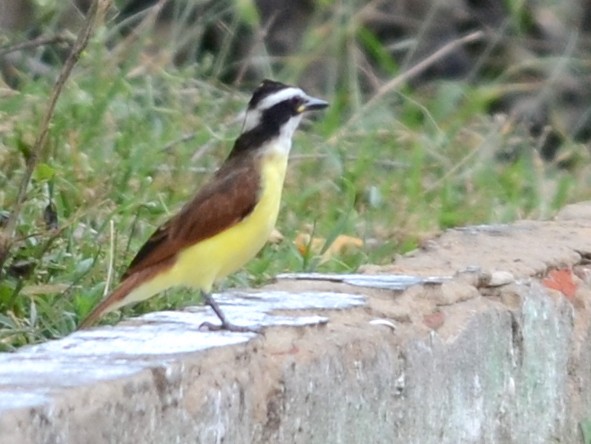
[233,0,260,27]
[74,258,95,275]
[581,419,591,444]
[34,162,56,182]
[0,313,17,329]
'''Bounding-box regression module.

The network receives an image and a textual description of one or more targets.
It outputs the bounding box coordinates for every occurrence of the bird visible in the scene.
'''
[78,79,329,331]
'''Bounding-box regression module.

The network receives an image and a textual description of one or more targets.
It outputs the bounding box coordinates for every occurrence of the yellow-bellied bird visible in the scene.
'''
[78,80,328,332]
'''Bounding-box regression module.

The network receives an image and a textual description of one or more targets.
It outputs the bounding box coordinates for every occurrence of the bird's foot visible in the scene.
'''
[200,292,262,333]
[199,320,261,334]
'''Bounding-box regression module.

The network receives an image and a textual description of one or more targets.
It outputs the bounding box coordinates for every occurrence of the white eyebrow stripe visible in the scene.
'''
[242,108,261,132]
[258,87,305,110]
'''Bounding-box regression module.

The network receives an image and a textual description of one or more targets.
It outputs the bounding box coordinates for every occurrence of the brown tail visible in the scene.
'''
[77,274,143,329]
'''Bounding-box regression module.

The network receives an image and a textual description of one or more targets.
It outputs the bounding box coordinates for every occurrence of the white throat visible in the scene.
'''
[273,114,303,155]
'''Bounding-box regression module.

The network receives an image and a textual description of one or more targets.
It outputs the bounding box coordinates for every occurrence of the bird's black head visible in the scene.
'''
[241,79,329,135]
[248,79,291,110]
[229,80,328,159]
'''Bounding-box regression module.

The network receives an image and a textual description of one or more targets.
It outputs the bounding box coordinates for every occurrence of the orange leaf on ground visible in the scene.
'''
[268,228,284,244]
[294,232,325,256]
[294,233,363,263]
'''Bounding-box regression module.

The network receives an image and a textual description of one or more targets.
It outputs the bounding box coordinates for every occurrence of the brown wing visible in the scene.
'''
[122,157,260,279]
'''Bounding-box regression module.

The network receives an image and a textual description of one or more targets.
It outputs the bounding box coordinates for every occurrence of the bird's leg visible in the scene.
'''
[200,292,260,333]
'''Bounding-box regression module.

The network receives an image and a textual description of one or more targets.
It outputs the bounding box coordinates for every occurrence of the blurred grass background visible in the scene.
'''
[1,0,590,348]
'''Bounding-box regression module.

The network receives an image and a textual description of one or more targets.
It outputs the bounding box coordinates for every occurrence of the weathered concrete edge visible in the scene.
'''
[1,278,589,444]
[4,200,591,443]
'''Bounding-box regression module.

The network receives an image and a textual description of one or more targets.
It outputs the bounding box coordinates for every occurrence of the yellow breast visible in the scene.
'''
[121,149,289,306]
[174,149,288,291]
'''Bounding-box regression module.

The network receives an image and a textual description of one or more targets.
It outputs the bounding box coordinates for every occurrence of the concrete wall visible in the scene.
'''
[2,202,591,443]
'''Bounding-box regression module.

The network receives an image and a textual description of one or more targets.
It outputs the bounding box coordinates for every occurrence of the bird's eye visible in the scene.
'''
[291,96,304,112]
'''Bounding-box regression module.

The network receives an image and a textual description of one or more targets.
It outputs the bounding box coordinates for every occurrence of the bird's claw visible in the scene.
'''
[198,320,262,334]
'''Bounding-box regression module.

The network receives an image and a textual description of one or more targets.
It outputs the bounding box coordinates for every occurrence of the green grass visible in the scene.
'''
[0,1,590,349]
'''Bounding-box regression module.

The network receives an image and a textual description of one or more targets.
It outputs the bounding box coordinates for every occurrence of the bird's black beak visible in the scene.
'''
[301,95,329,112]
